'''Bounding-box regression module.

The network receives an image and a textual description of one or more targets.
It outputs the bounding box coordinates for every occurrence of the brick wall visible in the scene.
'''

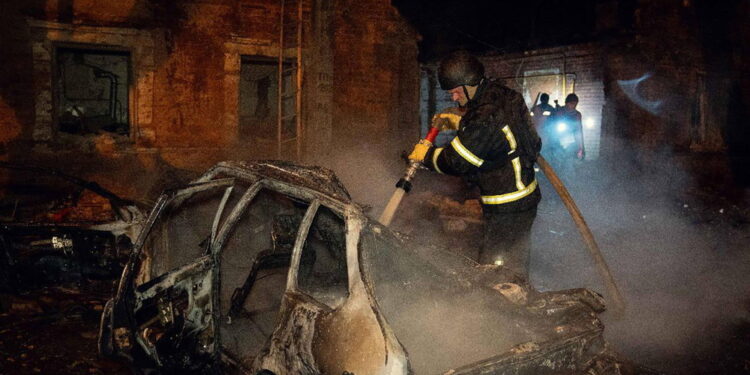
[324,0,421,210]
[0,0,420,203]
[482,44,606,160]
[598,0,728,158]
[332,0,419,149]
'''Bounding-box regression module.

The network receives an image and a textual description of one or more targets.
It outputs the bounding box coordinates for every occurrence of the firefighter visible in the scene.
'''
[408,50,541,279]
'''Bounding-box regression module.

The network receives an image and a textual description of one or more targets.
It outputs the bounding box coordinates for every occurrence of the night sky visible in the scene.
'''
[392,0,609,61]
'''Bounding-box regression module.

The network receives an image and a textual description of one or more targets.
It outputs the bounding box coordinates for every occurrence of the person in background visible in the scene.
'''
[549,93,585,161]
[531,93,555,155]
[531,93,554,133]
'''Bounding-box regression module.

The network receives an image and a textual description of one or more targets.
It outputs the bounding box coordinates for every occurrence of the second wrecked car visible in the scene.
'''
[99,160,635,375]
[0,162,144,290]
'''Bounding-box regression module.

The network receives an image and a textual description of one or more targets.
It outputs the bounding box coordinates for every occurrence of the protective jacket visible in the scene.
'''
[423,79,541,214]
[530,102,555,136]
[531,103,555,118]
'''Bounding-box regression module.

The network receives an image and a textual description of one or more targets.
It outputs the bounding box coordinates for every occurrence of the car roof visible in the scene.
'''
[196,161,353,205]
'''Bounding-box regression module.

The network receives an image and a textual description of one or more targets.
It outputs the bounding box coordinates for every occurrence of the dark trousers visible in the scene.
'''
[480,207,537,279]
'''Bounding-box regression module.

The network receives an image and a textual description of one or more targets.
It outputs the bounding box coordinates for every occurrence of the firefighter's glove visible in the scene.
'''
[431,107,463,131]
[408,139,432,163]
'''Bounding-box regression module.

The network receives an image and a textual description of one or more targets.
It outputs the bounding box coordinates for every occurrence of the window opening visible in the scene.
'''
[135,185,233,286]
[239,57,296,156]
[56,47,130,136]
[522,69,563,108]
[297,205,348,308]
[218,188,309,365]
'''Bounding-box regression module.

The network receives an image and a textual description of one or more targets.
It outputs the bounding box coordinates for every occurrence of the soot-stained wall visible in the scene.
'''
[0,0,420,203]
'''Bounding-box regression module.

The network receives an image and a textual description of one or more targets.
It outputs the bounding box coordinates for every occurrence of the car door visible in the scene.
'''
[212,183,314,371]
[249,202,406,375]
[105,178,237,373]
[244,199,340,375]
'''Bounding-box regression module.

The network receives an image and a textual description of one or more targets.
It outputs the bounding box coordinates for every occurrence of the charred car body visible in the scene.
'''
[0,162,144,290]
[99,161,636,375]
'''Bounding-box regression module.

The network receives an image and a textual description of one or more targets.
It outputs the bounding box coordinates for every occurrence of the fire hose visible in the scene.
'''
[536,155,626,313]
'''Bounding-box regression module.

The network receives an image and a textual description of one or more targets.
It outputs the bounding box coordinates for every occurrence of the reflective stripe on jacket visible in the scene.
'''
[423,80,541,212]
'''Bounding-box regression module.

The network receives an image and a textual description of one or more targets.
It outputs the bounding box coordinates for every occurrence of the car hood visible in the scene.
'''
[359,220,608,374]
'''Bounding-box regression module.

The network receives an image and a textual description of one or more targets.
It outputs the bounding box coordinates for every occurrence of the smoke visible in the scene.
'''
[375,282,530,374]
[617,73,664,116]
[323,138,411,215]
[530,147,750,373]
[361,226,538,375]
[325,135,543,373]
[323,123,750,373]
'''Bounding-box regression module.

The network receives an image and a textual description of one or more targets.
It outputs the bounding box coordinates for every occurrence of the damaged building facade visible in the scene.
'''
[4,0,749,208]
[0,0,420,205]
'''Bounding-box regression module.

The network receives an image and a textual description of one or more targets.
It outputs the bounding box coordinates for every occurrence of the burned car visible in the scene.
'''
[99,160,634,375]
[0,162,144,290]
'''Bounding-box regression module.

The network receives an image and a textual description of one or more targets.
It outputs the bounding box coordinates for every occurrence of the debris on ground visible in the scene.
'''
[0,282,129,375]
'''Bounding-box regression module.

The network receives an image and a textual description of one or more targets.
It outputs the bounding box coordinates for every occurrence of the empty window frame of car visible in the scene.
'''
[215,186,348,366]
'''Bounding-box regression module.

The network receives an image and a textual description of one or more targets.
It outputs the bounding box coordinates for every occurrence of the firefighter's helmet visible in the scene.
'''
[438,50,484,90]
